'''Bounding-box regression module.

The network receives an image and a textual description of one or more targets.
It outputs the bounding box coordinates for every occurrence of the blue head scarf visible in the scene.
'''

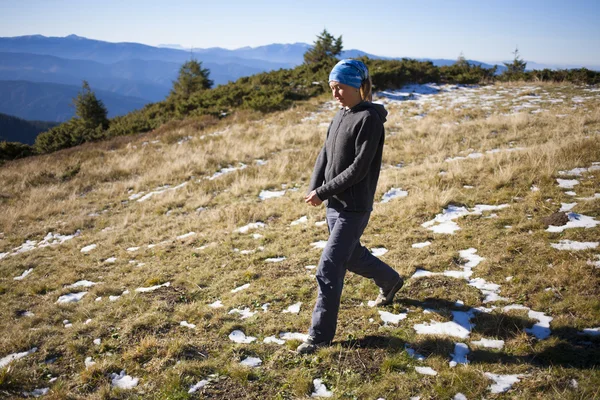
[328,59,369,89]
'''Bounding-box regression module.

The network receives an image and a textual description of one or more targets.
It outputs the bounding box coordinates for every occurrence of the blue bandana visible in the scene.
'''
[328,59,369,89]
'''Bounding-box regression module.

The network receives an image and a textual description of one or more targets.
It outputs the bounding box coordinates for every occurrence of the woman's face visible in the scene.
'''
[329,81,361,108]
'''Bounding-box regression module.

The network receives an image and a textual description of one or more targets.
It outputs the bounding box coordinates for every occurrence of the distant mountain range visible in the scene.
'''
[0,34,597,128]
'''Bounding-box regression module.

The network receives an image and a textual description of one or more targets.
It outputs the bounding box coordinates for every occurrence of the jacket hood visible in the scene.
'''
[351,101,388,123]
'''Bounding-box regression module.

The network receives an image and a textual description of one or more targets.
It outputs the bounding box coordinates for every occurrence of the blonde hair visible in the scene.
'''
[359,76,372,102]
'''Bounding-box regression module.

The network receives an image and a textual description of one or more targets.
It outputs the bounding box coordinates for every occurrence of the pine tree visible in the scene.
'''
[171,59,213,100]
[303,29,343,65]
[504,47,527,74]
[73,81,109,130]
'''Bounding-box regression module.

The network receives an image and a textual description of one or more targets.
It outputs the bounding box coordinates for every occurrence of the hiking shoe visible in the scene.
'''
[373,277,404,306]
[296,339,328,354]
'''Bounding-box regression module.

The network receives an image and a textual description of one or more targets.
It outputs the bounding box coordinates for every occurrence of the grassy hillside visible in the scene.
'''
[0,112,57,145]
[0,82,599,399]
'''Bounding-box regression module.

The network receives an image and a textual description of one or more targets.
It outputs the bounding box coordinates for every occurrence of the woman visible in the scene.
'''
[298,59,404,354]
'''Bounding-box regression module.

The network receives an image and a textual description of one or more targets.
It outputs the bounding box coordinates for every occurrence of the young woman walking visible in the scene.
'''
[298,59,404,354]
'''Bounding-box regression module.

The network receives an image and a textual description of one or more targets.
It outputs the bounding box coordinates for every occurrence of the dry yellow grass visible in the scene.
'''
[0,82,599,399]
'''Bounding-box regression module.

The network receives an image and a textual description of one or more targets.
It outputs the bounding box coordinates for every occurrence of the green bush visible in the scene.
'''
[0,141,34,160]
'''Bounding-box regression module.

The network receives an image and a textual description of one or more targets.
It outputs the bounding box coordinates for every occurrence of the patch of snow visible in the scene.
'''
[291,216,308,226]
[0,347,37,369]
[57,292,87,304]
[283,302,302,314]
[84,356,96,369]
[579,327,600,336]
[80,244,97,253]
[311,379,333,397]
[180,321,196,329]
[415,366,438,376]
[381,188,408,203]
[188,379,209,393]
[557,179,579,189]
[264,336,285,345]
[229,307,257,319]
[136,182,188,203]
[208,163,247,180]
[231,284,250,293]
[23,388,49,397]
[449,342,469,367]
[379,310,407,325]
[413,309,476,339]
[229,330,256,343]
[67,280,98,288]
[551,240,598,251]
[305,265,317,270]
[371,247,388,257]
[453,394,467,400]
[471,338,504,349]
[93,338,101,345]
[460,248,485,268]
[311,240,328,250]
[315,220,327,227]
[280,332,309,341]
[265,256,286,263]
[240,356,262,367]
[110,370,139,389]
[502,304,553,339]
[404,344,426,361]
[559,203,577,212]
[135,282,170,293]
[484,373,523,394]
[126,247,140,252]
[412,241,431,248]
[13,268,33,280]
[177,232,196,240]
[546,212,598,232]
[259,189,286,200]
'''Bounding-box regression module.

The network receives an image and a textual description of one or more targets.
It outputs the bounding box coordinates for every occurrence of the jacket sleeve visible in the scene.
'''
[315,114,382,201]
[307,122,332,194]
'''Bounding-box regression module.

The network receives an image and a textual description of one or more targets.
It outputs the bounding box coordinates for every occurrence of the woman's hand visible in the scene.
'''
[305,190,323,207]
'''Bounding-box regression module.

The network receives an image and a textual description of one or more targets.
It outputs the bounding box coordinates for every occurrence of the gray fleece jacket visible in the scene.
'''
[308,101,388,212]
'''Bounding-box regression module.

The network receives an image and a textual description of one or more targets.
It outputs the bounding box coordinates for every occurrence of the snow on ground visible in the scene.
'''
[176,231,196,240]
[291,216,308,225]
[80,244,97,253]
[311,240,328,250]
[449,343,470,367]
[1,231,80,260]
[264,336,285,345]
[311,379,333,397]
[559,203,577,212]
[371,247,388,257]
[209,300,224,308]
[503,304,553,339]
[415,366,438,376]
[131,182,188,203]
[208,163,247,180]
[378,310,407,325]
[471,338,505,349]
[235,222,265,234]
[279,332,309,341]
[551,240,599,251]
[381,187,408,203]
[23,387,49,397]
[588,255,600,268]
[546,212,598,232]
[188,379,209,393]
[13,268,33,280]
[180,321,196,329]
[231,283,250,293]
[422,204,509,234]
[110,370,139,389]
[556,179,579,189]
[579,327,600,336]
[56,292,87,304]
[135,282,170,293]
[404,344,426,361]
[282,302,302,314]
[484,373,523,394]
[265,256,286,263]
[259,189,286,200]
[0,347,37,369]
[414,309,476,339]
[240,356,262,367]
[229,307,257,319]
[412,241,431,248]
[229,330,256,343]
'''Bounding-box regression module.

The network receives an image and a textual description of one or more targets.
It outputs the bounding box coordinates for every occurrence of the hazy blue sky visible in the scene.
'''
[2,0,599,65]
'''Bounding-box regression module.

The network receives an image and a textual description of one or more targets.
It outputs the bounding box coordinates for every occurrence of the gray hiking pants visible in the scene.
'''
[308,207,400,343]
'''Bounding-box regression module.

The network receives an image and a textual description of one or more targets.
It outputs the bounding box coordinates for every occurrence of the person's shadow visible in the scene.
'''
[338,297,599,369]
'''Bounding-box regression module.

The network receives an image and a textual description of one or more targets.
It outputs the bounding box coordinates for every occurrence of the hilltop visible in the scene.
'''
[0,81,598,398]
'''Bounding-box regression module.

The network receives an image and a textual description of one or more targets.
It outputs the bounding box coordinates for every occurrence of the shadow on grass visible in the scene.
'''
[337,297,600,370]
